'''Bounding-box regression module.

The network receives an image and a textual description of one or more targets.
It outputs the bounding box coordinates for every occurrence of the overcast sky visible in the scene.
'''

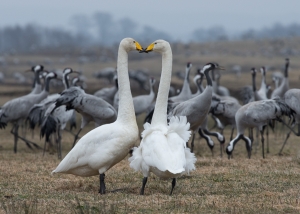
[1,0,300,40]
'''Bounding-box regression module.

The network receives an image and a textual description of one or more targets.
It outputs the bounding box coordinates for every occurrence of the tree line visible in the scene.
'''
[0,11,300,54]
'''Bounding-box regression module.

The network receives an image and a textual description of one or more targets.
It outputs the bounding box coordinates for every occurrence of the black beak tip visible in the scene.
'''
[139,48,147,53]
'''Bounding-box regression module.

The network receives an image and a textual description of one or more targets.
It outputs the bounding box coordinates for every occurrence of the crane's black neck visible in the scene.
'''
[197,77,204,93]
[33,70,41,88]
[63,73,70,89]
[44,77,53,92]
[204,68,213,87]
[185,67,190,83]
[284,59,289,78]
[252,71,256,92]
[114,78,118,89]
[211,69,215,81]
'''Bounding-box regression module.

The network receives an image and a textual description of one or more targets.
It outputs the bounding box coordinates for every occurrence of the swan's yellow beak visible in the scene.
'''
[135,41,143,52]
[144,43,154,53]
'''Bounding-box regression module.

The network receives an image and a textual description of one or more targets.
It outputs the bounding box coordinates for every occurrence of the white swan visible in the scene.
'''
[51,38,143,194]
[129,40,196,195]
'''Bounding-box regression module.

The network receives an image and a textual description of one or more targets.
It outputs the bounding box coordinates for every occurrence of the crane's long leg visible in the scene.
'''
[57,128,62,159]
[10,124,41,151]
[260,128,265,159]
[278,124,300,155]
[278,130,291,155]
[140,177,148,195]
[43,138,47,156]
[99,173,106,194]
[170,178,176,195]
[13,124,19,153]
[190,132,195,153]
[72,128,82,148]
[266,125,269,153]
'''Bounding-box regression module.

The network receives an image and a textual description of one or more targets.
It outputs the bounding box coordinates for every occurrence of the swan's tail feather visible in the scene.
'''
[129,147,143,172]
[184,148,197,174]
[168,116,191,142]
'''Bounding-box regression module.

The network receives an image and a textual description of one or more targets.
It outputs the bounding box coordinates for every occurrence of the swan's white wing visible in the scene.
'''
[52,122,134,176]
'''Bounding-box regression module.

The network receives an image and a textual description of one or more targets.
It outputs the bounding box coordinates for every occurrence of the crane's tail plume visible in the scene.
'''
[274,98,296,124]
[27,105,43,130]
[40,115,57,141]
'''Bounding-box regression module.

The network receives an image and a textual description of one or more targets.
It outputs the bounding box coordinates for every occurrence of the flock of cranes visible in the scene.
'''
[0,38,299,196]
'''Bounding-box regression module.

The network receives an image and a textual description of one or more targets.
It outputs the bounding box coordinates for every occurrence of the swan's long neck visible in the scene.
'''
[116,46,136,124]
[151,48,172,126]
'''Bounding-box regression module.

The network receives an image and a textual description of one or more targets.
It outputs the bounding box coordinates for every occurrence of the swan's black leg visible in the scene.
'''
[140,177,148,195]
[99,173,106,194]
[170,178,176,195]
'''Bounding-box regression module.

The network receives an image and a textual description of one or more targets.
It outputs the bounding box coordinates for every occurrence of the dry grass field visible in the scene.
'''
[1,38,300,213]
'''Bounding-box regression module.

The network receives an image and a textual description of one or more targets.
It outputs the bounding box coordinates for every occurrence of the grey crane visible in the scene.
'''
[257,67,268,100]
[94,76,118,105]
[28,65,46,94]
[214,72,231,97]
[272,71,284,89]
[168,62,193,103]
[271,58,289,99]
[114,77,156,116]
[27,68,79,131]
[129,69,149,91]
[94,67,116,83]
[210,95,241,154]
[39,68,80,158]
[278,89,300,154]
[53,86,117,148]
[0,71,57,153]
[168,63,225,153]
[226,98,295,159]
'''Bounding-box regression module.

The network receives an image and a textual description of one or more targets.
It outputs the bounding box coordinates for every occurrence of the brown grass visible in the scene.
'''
[1,38,300,213]
[0,120,300,213]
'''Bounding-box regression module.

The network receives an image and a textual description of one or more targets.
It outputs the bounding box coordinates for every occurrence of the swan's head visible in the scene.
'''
[143,40,170,53]
[120,38,143,52]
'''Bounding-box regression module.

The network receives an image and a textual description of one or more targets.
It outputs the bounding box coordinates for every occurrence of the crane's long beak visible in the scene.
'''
[218,66,226,71]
